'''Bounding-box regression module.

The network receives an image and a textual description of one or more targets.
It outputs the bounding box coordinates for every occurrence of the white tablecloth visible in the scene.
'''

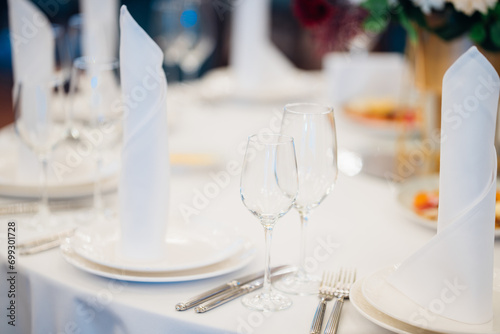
[1,73,499,334]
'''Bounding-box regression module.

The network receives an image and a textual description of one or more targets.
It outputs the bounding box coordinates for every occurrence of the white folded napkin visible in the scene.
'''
[230,0,293,92]
[8,0,54,182]
[119,6,170,261]
[80,0,118,60]
[388,46,500,324]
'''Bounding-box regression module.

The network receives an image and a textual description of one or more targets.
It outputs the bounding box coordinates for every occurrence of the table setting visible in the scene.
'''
[1,0,500,334]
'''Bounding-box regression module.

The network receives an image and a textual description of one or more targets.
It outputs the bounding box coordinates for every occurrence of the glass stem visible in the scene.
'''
[262,222,275,296]
[39,154,50,217]
[298,211,310,277]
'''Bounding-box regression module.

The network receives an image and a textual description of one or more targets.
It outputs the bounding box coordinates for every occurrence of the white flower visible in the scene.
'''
[447,0,497,15]
[411,0,446,13]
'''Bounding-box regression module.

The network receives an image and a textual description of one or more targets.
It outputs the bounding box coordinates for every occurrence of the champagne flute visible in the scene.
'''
[68,57,122,219]
[240,134,298,312]
[275,103,338,295]
[14,79,66,229]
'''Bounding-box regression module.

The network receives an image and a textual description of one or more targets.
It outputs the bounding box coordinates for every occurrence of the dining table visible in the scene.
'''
[1,70,499,334]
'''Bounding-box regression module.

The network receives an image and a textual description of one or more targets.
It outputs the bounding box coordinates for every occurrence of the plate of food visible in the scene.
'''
[397,174,500,236]
[342,97,419,137]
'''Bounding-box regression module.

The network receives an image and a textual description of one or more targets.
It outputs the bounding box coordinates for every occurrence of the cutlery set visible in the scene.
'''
[176,266,357,333]
[176,265,296,313]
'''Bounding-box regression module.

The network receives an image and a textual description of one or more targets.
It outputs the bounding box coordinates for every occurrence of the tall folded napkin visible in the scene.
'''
[119,6,170,261]
[230,0,293,92]
[80,0,118,60]
[388,46,500,324]
[8,0,54,84]
[8,0,54,181]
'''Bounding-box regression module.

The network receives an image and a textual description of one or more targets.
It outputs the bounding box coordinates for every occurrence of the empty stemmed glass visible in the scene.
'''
[14,79,66,229]
[240,134,299,312]
[150,0,216,81]
[68,57,122,219]
[275,103,338,295]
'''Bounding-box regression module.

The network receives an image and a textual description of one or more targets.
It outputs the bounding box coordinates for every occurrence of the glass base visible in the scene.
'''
[273,271,320,296]
[241,289,292,312]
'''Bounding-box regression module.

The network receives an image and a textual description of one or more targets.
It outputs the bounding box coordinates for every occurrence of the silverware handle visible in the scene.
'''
[19,238,63,255]
[324,297,344,334]
[310,298,327,334]
[195,286,255,313]
[175,283,234,311]
[18,228,76,250]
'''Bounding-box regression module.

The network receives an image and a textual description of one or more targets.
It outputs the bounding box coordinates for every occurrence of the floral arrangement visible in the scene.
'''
[293,0,500,52]
[361,0,500,51]
[292,0,369,53]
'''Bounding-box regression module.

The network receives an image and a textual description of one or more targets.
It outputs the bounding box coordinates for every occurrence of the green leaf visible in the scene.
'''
[469,23,486,43]
[494,3,500,16]
[360,0,390,13]
[363,14,389,32]
[491,21,500,47]
[397,10,418,42]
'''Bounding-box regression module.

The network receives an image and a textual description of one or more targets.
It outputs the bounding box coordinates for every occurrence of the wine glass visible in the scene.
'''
[150,0,216,81]
[240,134,298,311]
[68,57,122,219]
[275,103,338,295]
[14,79,66,229]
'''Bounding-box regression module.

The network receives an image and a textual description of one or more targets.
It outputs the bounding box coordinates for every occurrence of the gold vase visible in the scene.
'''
[397,30,471,178]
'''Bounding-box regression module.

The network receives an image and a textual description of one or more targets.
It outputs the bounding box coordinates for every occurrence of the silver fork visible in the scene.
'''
[310,272,338,334]
[323,268,357,334]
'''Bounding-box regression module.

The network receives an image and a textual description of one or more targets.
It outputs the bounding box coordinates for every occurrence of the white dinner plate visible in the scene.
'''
[60,238,256,282]
[350,278,446,334]
[361,266,500,334]
[0,125,120,198]
[69,223,250,272]
[397,174,500,237]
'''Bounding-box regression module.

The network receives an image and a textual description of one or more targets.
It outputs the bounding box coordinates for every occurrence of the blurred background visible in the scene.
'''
[0,0,407,129]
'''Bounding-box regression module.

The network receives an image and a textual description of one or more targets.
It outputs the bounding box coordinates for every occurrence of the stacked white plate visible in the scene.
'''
[351,266,500,334]
[60,223,256,282]
[0,125,120,198]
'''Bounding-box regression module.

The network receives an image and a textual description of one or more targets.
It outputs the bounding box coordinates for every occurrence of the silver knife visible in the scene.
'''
[175,265,293,311]
[194,267,295,313]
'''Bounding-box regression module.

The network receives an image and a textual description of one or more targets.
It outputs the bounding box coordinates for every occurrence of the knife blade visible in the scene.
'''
[194,267,295,313]
[175,265,294,311]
